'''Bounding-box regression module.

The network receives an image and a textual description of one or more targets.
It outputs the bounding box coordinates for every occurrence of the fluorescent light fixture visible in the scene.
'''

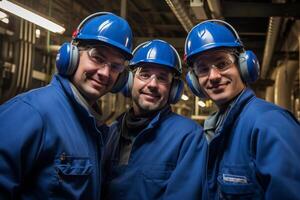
[198,100,206,108]
[0,10,7,18]
[181,94,189,101]
[1,17,8,24]
[35,28,40,38]
[0,0,65,34]
[0,10,8,24]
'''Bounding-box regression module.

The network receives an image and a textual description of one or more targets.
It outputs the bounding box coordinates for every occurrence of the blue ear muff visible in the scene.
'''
[120,71,133,97]
[186,71,206,98]
[56,43,79,76]
[110,69,130,93]
[238,50,260,83]
[168,78,184,104]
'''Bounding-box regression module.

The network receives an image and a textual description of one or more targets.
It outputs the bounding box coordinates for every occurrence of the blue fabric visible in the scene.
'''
[102,108,206,200]
[203,88,300,200]
[0,74,105,200]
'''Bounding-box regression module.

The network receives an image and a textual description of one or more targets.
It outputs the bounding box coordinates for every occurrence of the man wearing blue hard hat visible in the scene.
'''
[102,39,206,199]
[0,12,132,199]
[185,20,300,199]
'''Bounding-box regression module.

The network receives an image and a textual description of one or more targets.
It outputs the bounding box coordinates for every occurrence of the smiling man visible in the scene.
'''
[102,39,206,200]
[185,20,300,199]
[0,12,132,199]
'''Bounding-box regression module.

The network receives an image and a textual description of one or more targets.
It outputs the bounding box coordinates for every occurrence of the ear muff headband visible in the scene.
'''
[75,12,130,93]
[56,12,114,76]
[205,19,243,46]
[72,12,112,40]
[184,19,244,53]
[167,43,184,104]
[122,41,184,104]
[185,20,260,98]
[56,12,129,93]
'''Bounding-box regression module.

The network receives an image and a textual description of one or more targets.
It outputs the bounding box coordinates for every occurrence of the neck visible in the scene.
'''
[216,86,246,111]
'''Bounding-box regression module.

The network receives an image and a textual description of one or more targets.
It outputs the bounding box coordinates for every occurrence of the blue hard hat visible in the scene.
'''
[74,12,133,59]
[185,20,243,64]
[130,39,182,75]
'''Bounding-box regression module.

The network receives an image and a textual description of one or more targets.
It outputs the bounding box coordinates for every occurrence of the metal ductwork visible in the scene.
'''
[190,0,208,20]
[190,0,222,21]
[165,0,194,32]
[261,17,282,78]
[274,60,299,111]
[2,19,36,102]
[207,0,222,19]
[261,0,286,79]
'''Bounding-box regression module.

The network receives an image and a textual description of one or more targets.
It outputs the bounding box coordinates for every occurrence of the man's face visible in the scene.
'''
[131,64,173,116]
[72,45,126,105]
[192,49,246,107]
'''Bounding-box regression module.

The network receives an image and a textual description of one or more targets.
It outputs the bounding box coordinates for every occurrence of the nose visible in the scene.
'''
[97,63,111,76]
[147,76,159,87]
[208,66,222,80]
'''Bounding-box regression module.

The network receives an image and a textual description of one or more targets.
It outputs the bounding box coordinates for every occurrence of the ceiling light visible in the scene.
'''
[181,94,189,101]
[0,0,65,34]
[1,17,8,24]
[0,10,7,18]
[198,100,206,107]
[0,10,8,24]
[35,29,40,38]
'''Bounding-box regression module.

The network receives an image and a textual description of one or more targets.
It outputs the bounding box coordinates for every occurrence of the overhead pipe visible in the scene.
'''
[274,60,298,111]
[165,0,194,32]
[207,0,222,19]
[265,67,279,103]
[120,0,127,19]
[261,0,286,78]
[261,17,282,78]
[165,0,223,34]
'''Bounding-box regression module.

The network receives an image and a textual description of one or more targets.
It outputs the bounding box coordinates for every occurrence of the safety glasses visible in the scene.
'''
[85,46,126,73]
[134,66,173,85]
[193,50,236,77]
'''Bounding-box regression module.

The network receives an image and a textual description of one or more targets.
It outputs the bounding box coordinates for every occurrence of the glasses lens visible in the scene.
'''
[135,67,172,84]
[193,52,235,76]
[87,47,125,73]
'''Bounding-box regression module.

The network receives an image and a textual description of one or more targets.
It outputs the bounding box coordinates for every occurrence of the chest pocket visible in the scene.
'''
[140,163,175,199]
[52,155,93,199]
[104,162,175,200]
[142,163,175,181]
[217,165,263,200]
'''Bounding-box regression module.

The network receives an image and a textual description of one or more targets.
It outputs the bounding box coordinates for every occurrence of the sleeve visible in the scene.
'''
[163,126,207,200]
[0,99,44,199]
[252,110,300,199]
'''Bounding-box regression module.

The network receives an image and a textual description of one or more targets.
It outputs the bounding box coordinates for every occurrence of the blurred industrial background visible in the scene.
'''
[0,0,299,124]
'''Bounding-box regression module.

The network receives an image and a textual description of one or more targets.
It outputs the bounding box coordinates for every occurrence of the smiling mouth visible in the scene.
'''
[90,78,108,88]
[206,84,228,93]
[209,82,230,89]
[142,92,160,100]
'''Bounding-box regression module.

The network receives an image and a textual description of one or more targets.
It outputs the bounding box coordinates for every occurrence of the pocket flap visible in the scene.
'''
[55,155,93,176]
